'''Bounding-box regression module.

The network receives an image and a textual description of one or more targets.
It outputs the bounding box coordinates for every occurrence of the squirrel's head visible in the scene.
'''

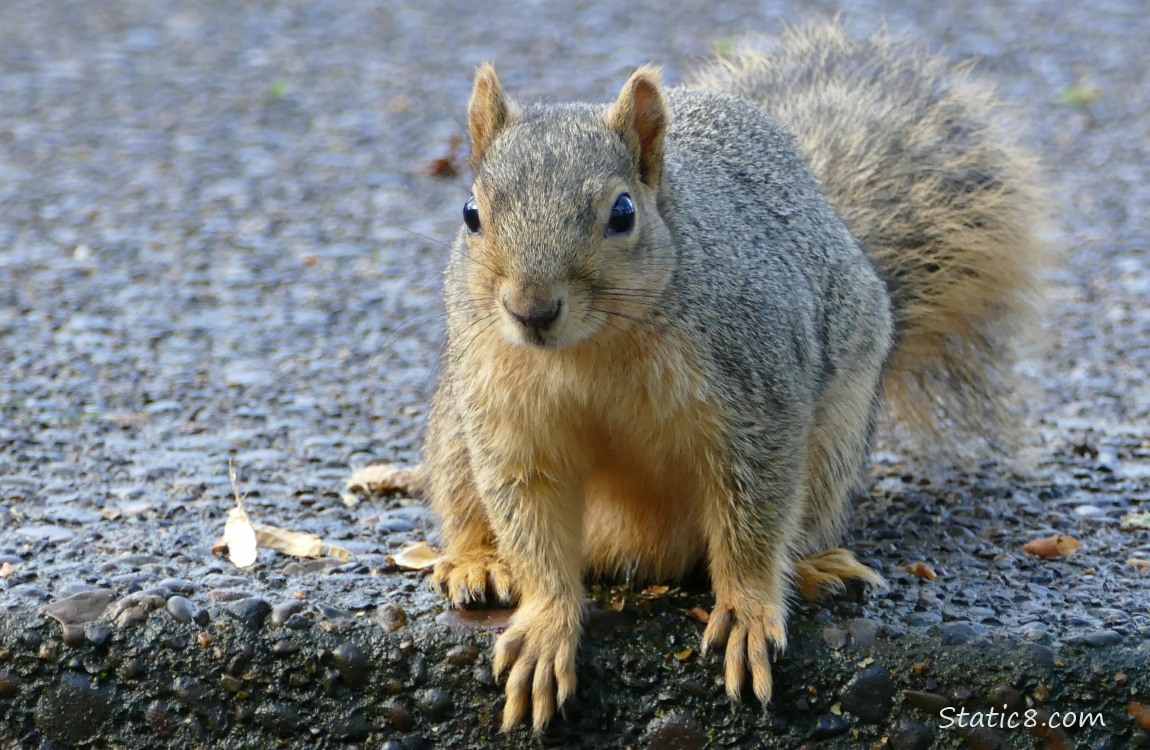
[453,63,674,350]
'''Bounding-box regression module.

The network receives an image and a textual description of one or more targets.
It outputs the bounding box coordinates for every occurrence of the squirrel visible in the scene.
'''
[357,22,1047,733]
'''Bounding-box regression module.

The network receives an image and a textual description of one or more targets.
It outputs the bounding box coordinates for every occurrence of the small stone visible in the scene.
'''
[16,524,76,543]
[172,677,214,706]
[320,604,351,620]
[940,621,985,645]
[644,713,706,750]
[331,708,372,740]
[907,611,942,626]
[847,618,879,648]
[808,713,849,741]
[904,690,950,714]
[988,684,1024,715]
[1072,630,1122,647]
[889,720,934,750]
[402,734,430,750]
[959,726,1008,750]
[445,643,479,667]
[158,578,196,595]
[283,613,311,630]
[416,688,452,721]
[0,671,19,698]
[822,627,849,650]
[227,598,271,629]
[207,588,252,603]
[839,664,894,723]
[319,617,355,633]
[166,596,195,624]
[34,672,111,745]
[271,640,301,656]
[382,699,415,731]
[144,700,178,738]
[254,703,302,738]
[375,602,408,632]
[332,642,370,688]
[40,589,118,634]
[271,600,306,626]
[84,621,114,646]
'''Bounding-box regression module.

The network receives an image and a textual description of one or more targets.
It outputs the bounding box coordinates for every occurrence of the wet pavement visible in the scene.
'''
[1,0,1148,747]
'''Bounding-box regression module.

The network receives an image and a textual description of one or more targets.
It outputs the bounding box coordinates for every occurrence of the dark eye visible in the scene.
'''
[605,193,635,236]
[463,195,481,234]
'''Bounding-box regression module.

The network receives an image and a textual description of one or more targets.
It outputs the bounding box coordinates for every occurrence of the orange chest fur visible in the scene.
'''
[459,327,728,580]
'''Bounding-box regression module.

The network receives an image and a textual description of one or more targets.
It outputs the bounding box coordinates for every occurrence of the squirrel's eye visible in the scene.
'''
[605,193,635,237]
[463,196,481,234]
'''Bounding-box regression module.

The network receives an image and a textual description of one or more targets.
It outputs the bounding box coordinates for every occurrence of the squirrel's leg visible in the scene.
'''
[699,450,805,705]
[424,388,516,606]
[793,364,886,600]
[471,463,584,734]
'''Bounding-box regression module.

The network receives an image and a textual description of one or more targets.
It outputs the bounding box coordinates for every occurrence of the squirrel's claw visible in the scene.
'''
[431,553,517,607]
[703,597,786,706]
[493,609,578,734]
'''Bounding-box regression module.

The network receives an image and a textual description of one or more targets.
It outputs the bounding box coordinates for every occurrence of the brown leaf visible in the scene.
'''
[387,541,440,571]
[672,647,693,662]
[1022,534,1081,558]
[1128,701,1150,730]
[1128,558,1150,569]
[418,134,464,178]
[0,561,13,579]
[641,585,670,597]
[901,561,939,580]
[253,523,352,562]
[687,606,709,624]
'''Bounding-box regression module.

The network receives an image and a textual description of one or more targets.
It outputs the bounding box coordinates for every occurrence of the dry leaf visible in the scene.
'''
[901,561,939,580]
[1128,701,1150,730]
[347,463,425,496]
[1022,534,1081,558]
[0,561,13,579]
[1120,512,1150,531]
[642,585,670,597]
[687,606,709,624]
[387,541,440,571]
[224,504,259,568]
[1128,558,1150,569]
[419,134,464,178]
[673,647,693,662]
[253,524,352,562]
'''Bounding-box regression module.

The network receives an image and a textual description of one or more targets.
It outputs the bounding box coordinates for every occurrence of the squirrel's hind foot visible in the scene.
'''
[346,462,425,496]
[792,548,886,602]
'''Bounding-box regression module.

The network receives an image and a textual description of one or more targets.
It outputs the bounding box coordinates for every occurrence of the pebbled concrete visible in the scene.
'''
[1,0,1148,747]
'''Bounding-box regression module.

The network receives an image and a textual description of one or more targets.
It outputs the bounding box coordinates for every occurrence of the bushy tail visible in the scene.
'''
[691,22,1050,448]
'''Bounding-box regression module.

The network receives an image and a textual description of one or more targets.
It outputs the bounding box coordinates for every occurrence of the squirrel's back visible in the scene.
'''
[691,23,1049,447]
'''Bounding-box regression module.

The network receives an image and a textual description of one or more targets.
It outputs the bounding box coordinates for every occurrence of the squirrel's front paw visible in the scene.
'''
[701,594,787,704]
[431,552,517,607]
[493,604,580,733]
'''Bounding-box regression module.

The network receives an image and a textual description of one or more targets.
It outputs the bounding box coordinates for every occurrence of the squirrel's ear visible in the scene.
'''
[467,63,515,171]
[607,65,668,187]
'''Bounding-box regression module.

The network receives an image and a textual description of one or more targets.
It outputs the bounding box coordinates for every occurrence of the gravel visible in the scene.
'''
[1,0,1148,747]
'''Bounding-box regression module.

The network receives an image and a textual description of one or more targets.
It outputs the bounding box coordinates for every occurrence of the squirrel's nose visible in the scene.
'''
[504,297,563,331]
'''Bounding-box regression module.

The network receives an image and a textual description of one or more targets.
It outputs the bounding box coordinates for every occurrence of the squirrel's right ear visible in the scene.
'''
[606,65,668,187]
[467,63,516,171]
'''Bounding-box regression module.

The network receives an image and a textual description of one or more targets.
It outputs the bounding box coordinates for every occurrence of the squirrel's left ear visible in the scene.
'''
[467,63,516,172]
[606,65,668,188]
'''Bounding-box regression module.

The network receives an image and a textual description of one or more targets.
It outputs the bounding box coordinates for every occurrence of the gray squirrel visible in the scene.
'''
[376,22,1046,733]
